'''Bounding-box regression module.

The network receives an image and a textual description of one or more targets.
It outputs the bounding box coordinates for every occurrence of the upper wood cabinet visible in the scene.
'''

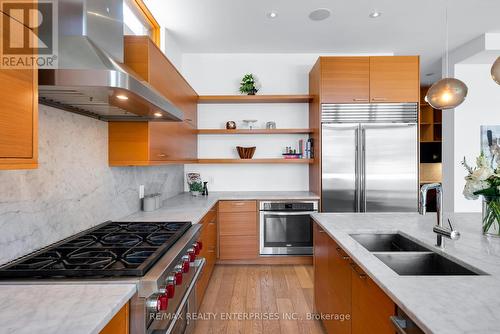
[369,56,420,103]
[108,122,197,165]
[321,57,370,103]
[317,56,419,104]
[0,12,38,170]
[108,36,198,166]
[123,36,197,126]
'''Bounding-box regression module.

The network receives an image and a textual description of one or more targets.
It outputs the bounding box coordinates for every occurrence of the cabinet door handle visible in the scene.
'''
[157,153,167,157]
[353,98,368,102]
[318,229,325,233]
[390,316,409,334]
[335,247,350,260]
[233,202,245,206]
[372,97,387,101]
[184,118,193,123]
[350,263,367,279]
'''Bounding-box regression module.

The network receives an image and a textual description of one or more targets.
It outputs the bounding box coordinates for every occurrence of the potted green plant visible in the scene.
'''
[239,74,259,95]
[189,181,203,196]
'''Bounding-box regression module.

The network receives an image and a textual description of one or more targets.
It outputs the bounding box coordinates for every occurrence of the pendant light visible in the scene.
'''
[492,56,500,85]
[425,2,468,110]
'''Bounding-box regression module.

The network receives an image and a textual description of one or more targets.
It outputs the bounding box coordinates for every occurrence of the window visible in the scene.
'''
[123,0,160,46]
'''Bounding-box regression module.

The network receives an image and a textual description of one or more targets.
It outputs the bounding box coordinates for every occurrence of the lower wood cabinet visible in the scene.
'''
[218,201,258,260]
[196,205,217,308]
[100,302,129,334]
[351,263,395,334]
[313,222,395,334]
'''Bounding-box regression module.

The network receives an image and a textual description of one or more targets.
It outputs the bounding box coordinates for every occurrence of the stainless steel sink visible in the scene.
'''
[374,253,483,276]
[350,233,431,252]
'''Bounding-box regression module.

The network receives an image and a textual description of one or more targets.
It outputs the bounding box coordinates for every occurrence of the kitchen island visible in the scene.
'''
[311,212,500,334]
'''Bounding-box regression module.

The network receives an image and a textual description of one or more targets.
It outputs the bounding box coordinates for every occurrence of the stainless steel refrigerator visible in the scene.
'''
[321,103,418,212]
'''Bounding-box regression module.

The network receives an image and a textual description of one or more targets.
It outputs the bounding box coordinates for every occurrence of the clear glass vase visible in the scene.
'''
[482,196,500,237]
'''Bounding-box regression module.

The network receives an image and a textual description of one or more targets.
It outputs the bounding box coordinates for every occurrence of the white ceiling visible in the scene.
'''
[145,0,500,83]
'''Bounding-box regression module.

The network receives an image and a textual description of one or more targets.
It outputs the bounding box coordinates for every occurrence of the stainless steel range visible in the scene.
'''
[0,221,205,334]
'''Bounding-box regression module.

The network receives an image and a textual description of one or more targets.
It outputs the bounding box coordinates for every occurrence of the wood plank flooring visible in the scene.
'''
[194,265,326,334]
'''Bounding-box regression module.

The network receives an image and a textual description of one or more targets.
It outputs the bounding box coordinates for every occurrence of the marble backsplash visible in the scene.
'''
[0,105,184,265]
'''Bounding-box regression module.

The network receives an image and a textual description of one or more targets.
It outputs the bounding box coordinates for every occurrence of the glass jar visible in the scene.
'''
[482,195,500,237]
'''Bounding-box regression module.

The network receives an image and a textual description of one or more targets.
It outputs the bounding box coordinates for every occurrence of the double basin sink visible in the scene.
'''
[349,233,484,276]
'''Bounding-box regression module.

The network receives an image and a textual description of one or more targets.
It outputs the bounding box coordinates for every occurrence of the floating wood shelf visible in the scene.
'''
[197,158,314,164]
[197,95,313,104]
[197,128,313,135]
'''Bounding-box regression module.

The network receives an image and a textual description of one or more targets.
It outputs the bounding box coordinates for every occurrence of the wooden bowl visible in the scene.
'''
[237,146,256,159]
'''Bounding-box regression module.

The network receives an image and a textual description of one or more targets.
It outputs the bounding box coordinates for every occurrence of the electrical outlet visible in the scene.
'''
[139,185,145,199]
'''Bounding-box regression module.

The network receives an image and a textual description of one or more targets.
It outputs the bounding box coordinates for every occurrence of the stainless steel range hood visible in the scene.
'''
[39,0,184,122]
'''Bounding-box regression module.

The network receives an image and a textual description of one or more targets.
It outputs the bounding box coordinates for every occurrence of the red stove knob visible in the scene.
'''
[181,255,190,273]
[174,265,183,285]
[192,242,200,255]
[187,248,196,262]
[157,294,168,311]
[165,276,175,298]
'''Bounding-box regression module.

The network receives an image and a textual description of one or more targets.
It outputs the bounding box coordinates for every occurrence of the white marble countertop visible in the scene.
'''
[311,212,500,334]
[121,191,319,223]
[0,283,136,334]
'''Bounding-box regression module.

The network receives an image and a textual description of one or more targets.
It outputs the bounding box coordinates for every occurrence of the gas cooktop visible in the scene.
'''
[0,221,192,279]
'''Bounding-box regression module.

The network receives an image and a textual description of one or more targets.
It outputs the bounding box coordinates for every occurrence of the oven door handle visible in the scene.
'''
[261,211,318,216]
[163,257,206,334]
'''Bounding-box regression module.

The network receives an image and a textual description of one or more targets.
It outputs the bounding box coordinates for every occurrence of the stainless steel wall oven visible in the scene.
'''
[259,201,318,255]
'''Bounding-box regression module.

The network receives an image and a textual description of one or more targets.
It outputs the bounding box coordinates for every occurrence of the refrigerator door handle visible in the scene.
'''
[361,127,367,212]
[355,127,360,212]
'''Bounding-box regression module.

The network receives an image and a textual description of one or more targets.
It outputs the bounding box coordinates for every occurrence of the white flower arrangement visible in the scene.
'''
[462,153,497,200]
[463,152,500,235]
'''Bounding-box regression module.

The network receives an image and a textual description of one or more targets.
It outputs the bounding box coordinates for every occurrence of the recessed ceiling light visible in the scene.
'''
[267,11,278,19]
[116,94,128,100]
[154,112,163,117]
[309,8,331,21]
[369,11,382,18]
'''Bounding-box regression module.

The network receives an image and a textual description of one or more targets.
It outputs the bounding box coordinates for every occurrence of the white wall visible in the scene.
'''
[181,53,388,191]
[449,64,500,212]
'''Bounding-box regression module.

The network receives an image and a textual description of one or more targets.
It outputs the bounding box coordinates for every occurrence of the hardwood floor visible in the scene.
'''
[195,265,326,334]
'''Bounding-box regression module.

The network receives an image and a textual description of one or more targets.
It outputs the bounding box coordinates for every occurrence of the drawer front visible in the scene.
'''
[219,235,257,260]
[218,200,257,213]
[219,212,257,236]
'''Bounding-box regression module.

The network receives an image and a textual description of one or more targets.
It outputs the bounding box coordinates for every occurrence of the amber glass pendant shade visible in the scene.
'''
[425,78,468,110]
[492,57,500,85]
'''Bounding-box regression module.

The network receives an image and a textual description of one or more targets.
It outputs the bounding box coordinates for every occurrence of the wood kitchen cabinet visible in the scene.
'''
[369,56,420,103]
[196,205,217,308]
[108,122,197,165]
[313,222,395,334]
[108,36,198,166]
[313,223,351,334]
[315,56,419,104]
[321,57,370,103]
[0,12,38,170]
[351,262,395,334]
[218,201,258,260]
[313,223,331,326]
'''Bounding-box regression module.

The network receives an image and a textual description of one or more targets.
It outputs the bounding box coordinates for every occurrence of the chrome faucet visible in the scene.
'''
[419,183,460,248]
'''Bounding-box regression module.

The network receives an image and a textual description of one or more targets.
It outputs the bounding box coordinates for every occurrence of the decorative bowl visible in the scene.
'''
[236,146,256,159]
